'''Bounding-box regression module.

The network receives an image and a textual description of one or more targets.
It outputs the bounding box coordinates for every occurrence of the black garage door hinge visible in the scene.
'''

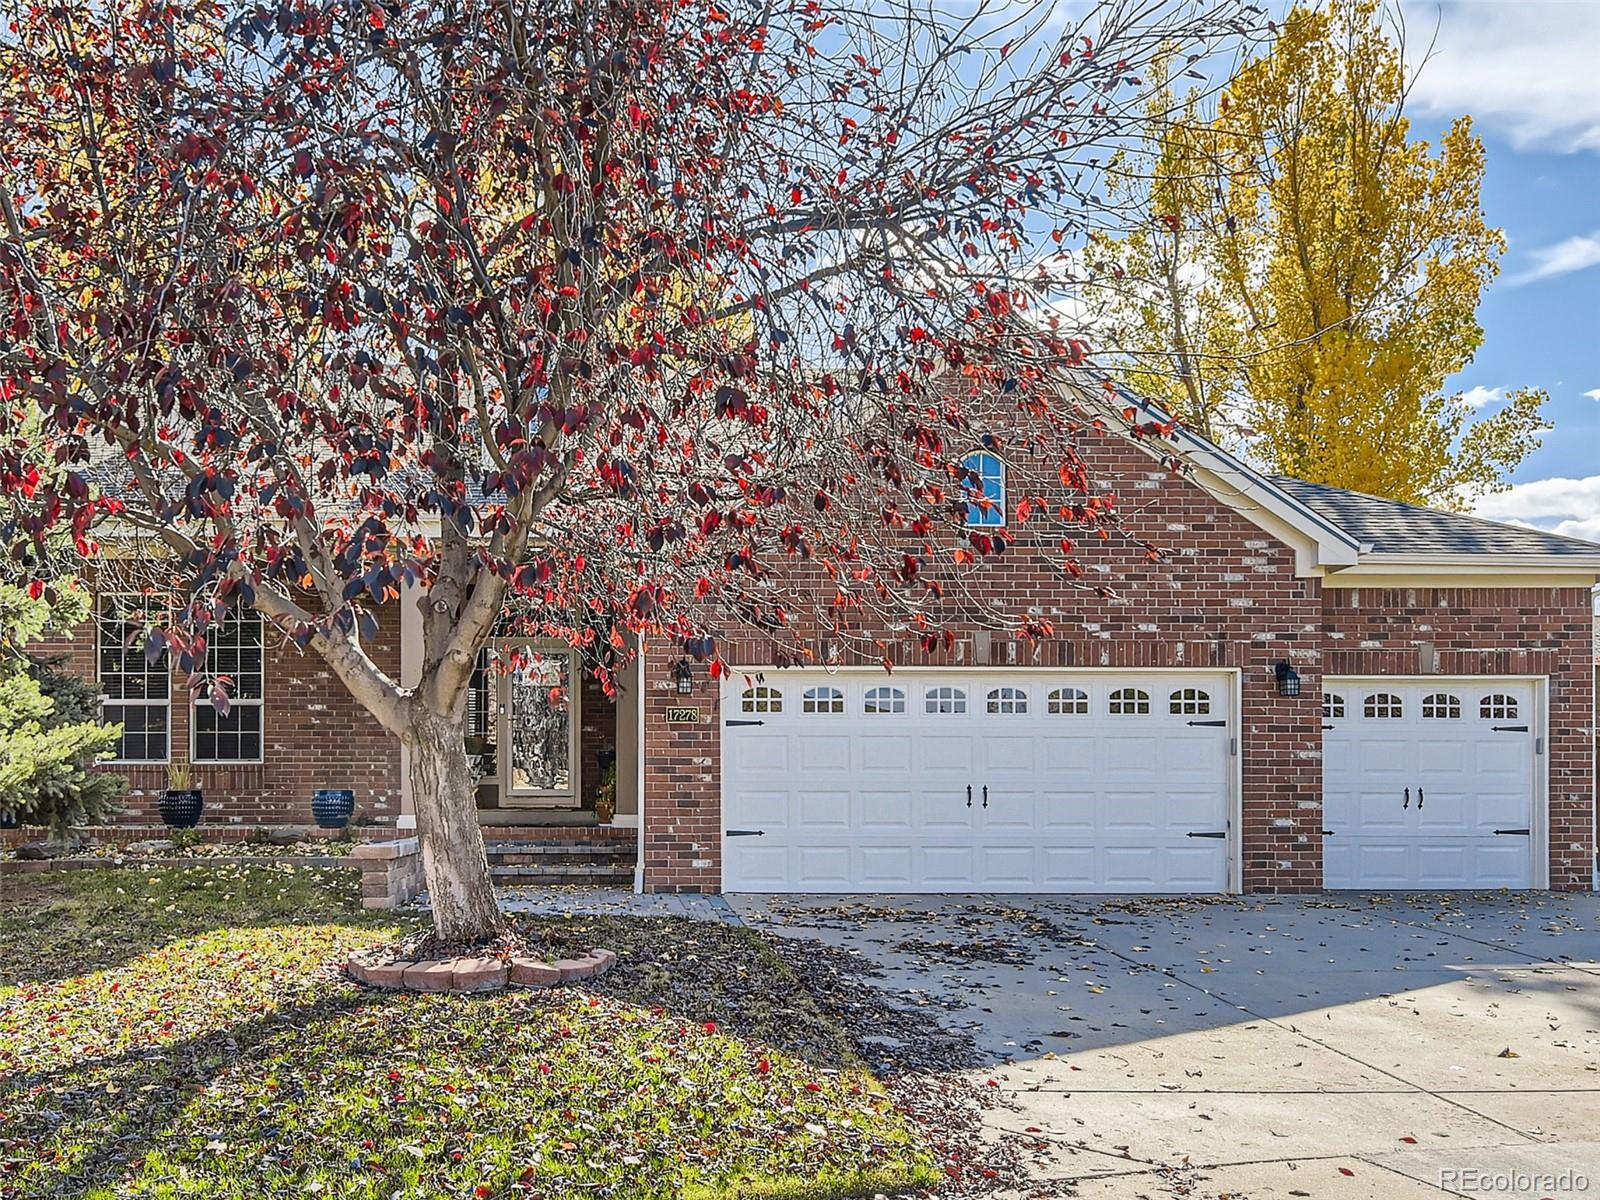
[1187,719,1227,727]
[1492,725,1529,733]
[724,719,765,727]
[1186,830,1227,839]
[726,829,766,837]
[1492,828,1531,836]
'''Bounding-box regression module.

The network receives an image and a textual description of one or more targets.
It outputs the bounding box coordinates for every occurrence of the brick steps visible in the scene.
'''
[485,836,634,886]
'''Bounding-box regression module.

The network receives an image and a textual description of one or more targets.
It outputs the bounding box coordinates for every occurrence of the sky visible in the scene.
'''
[1395,0,1600,541]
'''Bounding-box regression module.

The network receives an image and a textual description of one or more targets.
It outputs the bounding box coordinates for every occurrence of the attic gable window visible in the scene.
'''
[962,451,1006,527]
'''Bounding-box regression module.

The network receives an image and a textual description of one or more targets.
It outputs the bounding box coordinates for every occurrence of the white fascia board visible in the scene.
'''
[1329,553,1600,581]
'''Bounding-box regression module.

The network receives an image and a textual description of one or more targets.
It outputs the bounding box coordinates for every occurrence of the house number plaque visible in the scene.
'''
[665,706,701,724]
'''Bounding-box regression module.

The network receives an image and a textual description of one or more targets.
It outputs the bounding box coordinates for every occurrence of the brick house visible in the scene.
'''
[35,396,1600,895]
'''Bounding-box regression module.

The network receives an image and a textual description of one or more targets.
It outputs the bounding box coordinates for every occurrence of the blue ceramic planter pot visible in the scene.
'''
[311,789,355,829]
[158,789,204,829]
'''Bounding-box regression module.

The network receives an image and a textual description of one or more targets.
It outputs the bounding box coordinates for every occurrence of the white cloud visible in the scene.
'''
[1474,474,1600,544]
[1508,230,1600,285]
[1584,388,1600,401]
[1401,1,1600,153]
[1457,385,1502,409]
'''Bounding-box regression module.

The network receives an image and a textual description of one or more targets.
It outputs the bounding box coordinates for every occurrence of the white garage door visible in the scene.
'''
[721,671,1233,893]
[1322,679,1537,889]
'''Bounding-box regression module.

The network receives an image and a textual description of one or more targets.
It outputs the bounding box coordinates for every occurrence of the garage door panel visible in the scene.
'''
[858,845,913,888]
[797,790,851,828]
[794,845,853,888]
[1041,735,1097,774]
[797,735,851,772]
[919,735,974,772]
[1039,790,1095,833]
[977,844,1036,886]
[917,844,975,888]
[979,789,1036,833]
[1355,790,1409,833]
[1039,845,1097,888]
[723,670,1232,894]
[916,787,976,833]
[733,736,789,772]
[855,734,912,773]
[856,790,913,831]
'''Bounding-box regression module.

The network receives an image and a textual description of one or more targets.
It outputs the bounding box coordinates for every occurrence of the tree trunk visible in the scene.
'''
[406,705,505,943]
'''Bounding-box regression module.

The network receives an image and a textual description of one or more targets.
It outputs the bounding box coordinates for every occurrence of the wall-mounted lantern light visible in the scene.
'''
[672,657,696,695]
[1274,661,1302,697]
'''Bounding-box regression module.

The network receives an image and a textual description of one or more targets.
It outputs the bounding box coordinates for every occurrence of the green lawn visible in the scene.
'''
[0,865,937,1199]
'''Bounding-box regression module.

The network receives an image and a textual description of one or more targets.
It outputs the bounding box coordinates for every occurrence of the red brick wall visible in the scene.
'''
[36,606,404,829]
[642,431,1331,893]
[1324,586,1596,890]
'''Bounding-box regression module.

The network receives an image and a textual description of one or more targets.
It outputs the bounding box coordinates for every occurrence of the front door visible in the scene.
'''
[501,651,580,807]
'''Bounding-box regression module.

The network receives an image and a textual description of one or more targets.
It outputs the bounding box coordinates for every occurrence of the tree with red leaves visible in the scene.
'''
[1,0,1255,941]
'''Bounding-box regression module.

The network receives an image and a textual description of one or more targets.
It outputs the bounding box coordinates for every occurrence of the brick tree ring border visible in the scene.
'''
[346,948,617,994]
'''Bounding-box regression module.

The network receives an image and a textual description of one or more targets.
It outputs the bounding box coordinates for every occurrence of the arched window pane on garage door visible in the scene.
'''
[1480,693,1518,720]
[801,686,844,714]
[1363,692,1403,719]
[741,686,782,713]
[1108,687,1150,715]
[1047,687,1089,715]
[1422,693,1461,719]
[863,686,906,715]
[924,686,967,715]
[1169,687,1211,715]
[1323,693,1346,720]
[986,686,1027,714]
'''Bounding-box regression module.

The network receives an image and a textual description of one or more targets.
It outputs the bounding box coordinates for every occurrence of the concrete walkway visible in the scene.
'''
[493,885,744,924]
[729,892,1600,1199]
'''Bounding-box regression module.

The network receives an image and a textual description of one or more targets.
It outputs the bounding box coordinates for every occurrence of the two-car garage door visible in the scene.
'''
[721,671,1234,893]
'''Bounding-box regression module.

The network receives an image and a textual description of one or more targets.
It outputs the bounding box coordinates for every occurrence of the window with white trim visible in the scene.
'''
[801,685,845,714]
[1322,693,1345,720]
[741,686,782,713]
[863,686,906,714]
[1168,687,1211,715]
[924,686,967,715]
[1108,687,1150,715]
[961,451,1006,527]
[1421,692,1461,720]
[1047,687,1089,715]
[986,686,1028,715]
[192,609,264,763]
[1480,693,1518,720]
[1363,692,1402,719]
[97,595,171,763]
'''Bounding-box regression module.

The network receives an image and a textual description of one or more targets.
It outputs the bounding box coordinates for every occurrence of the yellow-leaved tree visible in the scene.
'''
[1097,0,1547,508]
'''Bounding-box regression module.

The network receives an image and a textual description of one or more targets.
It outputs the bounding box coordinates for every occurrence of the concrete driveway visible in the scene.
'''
[729,892,1600,1199]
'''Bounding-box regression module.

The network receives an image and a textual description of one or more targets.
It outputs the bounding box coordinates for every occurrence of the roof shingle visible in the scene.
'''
[1269,476,1600,559]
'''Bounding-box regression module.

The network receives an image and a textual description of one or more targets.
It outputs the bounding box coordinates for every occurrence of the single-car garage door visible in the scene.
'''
[720,671,1234,893]
[1322,678,1538,889]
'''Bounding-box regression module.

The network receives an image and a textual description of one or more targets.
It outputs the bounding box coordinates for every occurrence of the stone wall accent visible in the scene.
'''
[341,837,426,910]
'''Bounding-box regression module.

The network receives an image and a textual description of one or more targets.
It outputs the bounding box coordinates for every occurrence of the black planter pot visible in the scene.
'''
[158,789,204,829]
[311,789,355,830]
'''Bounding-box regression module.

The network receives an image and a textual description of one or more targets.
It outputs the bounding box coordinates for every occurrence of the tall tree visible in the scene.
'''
[1096,0,1547,508]
[0,0,1254,943]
